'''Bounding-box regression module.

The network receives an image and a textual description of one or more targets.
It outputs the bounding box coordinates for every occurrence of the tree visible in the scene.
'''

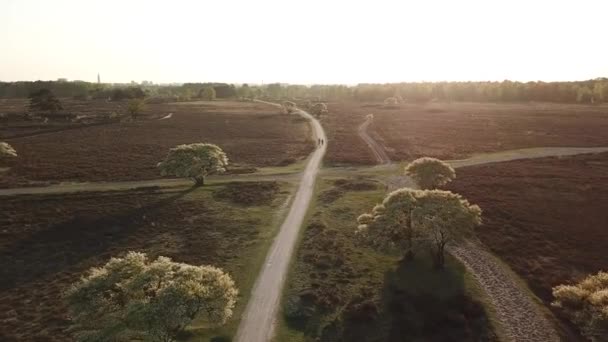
[28,88,63,113]
[66,252,238,342]
[282,101,296,114]
[237,84,251,99]
[552,271,608,342]
[413,190,481,269]
[0,142,17,158]
[356,188,481,268]
[127,99,145,118]
[157,143,228,186]
[310,103,328,117]
[404,157,456,189]
[356,188,420,260]
[199,86,216,101]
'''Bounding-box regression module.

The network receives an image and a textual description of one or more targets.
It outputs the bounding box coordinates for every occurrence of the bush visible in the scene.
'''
[28,89,63,113]
[127,99,145,118]
[552,271,608,341]
[0,142,17,159]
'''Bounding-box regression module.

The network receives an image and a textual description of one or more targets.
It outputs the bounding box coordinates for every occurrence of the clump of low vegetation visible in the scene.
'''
[282,101,297,114]
[357,188,481,269]
[383,96,399,106]
[28,88,63,113]
[552,271,608,341]
[319,178,379,204]
[66,251,238,342]
[213,181,280,206]
[126,98,145,118]
[0,142,17,159]
[157,143,228,186]
[405,157,456,189]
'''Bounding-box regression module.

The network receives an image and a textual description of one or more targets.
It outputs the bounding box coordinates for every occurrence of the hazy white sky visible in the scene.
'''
[1,0,606,84]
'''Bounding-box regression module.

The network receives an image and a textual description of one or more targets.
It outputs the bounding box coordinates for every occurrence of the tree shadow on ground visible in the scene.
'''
[0,186,197,291]
[339,255,496,342]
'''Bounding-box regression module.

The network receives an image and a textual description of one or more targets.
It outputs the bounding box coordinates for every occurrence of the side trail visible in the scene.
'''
[357,116,571,342]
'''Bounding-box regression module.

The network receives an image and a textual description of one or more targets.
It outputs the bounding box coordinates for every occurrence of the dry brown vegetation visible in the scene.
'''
[446,152,608,339]
[0,100,313,188]
[0,182,290,341]
[323,101,608,164]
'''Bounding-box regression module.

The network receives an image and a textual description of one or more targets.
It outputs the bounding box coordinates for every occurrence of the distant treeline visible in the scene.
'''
[0,81,238,100]
[1,79,607,104]
[265,79,608,104]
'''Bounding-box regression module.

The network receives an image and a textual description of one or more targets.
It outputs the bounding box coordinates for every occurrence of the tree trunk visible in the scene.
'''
[193,176,205,187]
[403,211,415,261]
[433,241,447,270]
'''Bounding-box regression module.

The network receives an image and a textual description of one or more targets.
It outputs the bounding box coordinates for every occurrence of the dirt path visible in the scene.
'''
[358,115,391,164]
[447,146,608,168]
[449,241,559,342]
[234,105,326,342]
[0,173,299,197]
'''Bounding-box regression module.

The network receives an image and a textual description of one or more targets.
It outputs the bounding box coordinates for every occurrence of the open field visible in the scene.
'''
[0,181,295,342]
[322,101,608,164]
[277,177,497,342]
[446,152,608,339]
[0,100,313,188]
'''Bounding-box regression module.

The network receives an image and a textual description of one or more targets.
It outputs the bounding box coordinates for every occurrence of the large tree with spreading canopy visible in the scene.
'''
[157,143,228,186]
[65,252,238,342]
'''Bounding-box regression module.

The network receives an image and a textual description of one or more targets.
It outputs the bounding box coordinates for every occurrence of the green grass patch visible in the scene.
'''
[276,177,498,342]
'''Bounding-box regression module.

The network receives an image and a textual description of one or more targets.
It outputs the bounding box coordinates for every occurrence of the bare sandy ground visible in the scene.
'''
[358,115,391,164]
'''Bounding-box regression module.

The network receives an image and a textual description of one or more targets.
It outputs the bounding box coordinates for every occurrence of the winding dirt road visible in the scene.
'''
[358,115,391,164]
[234,106,326,342]
[355,117,608,341]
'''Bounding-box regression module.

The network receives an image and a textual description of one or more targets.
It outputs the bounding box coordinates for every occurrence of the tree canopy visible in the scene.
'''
[357,188,481,268]
[552,271,608,341]
[65,252,238,342]
[405,157,456,189]
[157,143,228,186]
[199,86,216,101]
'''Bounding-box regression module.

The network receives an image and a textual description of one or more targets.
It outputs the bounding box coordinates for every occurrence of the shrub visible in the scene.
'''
[0,142,17,159]
[65,252,238,342]
[28,89,63,113]
[383,97,399,106]
[127,99,145,118]
[552,271,608,341]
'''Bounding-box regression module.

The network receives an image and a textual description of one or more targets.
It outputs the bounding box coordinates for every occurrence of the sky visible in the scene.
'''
[0,0,606,84]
